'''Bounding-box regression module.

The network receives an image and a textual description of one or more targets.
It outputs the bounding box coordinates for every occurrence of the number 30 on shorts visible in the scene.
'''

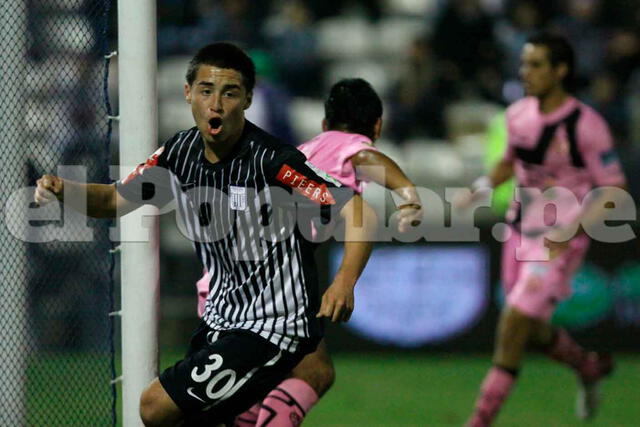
[190,354,238,400]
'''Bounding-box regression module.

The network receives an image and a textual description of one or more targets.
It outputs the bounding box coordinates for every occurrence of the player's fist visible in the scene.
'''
[34,175,64,206]
[397,204,422,233]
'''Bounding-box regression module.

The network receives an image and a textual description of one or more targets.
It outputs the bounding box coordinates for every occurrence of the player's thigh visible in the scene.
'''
[159,330,303,424]
[291,339,335,396]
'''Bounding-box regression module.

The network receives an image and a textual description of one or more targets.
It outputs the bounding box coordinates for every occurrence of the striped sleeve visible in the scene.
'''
[116,138,175,208]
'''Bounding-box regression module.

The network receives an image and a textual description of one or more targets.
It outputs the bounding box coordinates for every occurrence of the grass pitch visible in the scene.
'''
[300,353,640,427]
[155,351,640,426]
[24,352,640,425]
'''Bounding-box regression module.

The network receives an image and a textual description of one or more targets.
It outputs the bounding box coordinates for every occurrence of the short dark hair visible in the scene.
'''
[526,32,576,92]
[324,78,383,140]
[186,42,256,92]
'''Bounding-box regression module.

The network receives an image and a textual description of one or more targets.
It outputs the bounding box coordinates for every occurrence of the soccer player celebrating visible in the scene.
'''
[194,78,420,426]
[35,42,376,426]
[461,33,627,426]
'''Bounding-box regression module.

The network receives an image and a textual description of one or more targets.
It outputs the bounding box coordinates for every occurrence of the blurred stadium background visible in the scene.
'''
[3,0,640,425]
[146,0,640,425]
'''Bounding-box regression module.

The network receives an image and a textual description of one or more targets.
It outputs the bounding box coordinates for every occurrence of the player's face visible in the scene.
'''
[185,65,252,145]
[519,43,565,97]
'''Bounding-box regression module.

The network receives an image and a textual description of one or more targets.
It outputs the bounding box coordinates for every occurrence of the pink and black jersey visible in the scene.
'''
[298,130,378,194]
[503,96,625,235]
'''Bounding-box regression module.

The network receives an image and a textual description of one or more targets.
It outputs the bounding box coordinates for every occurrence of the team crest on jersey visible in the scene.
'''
[229,186,247,211]
[121,146,164,185]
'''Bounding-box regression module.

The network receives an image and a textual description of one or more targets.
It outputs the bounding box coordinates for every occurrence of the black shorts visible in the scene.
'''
[159,323,313,425]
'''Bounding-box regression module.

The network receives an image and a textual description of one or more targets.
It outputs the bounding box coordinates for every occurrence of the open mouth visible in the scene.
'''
[208,117,223,135]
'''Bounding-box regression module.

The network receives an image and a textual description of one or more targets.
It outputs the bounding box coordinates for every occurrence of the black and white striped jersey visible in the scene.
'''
[117,121,354,352]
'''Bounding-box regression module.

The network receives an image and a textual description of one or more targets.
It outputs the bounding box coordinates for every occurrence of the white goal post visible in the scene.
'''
[117,0,160,425]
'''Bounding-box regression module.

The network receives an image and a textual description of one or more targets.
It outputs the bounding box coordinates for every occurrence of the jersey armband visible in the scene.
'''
[276,164,337,205]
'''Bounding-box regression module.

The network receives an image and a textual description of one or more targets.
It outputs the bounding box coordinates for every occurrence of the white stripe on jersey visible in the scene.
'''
[165,132,315,352]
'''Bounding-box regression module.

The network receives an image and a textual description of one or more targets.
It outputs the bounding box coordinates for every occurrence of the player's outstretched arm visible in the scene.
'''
[351,150,420,204]
[317,194,376,323]
[350,150,422,231]
[454,158,514,210]
[34,175,141,218]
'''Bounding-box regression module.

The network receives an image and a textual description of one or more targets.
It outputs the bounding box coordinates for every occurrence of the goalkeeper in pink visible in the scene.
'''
[460,33,627,426]
[196,78,422,426]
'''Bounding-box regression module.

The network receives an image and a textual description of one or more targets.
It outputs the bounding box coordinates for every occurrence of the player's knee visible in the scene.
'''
[313,361,336,395]
[493,306,535,368]
[139,388,161,426]
[292,359,335,396]
[499,305,532,335]
[504,305,529,322]
[139,384,173,427]
[529,321,555,351]
[309,360,335,396]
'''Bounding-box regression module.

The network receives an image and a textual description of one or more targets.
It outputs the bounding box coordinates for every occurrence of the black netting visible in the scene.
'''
[0,1,115,425]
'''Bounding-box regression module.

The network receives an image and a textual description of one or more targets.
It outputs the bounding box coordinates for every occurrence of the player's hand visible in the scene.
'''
[316,279,355,323]
[452,188,492,211]
[452,189,475,210]
[34,175,64,206]
[397,204,422,233]
[453,177,493,211]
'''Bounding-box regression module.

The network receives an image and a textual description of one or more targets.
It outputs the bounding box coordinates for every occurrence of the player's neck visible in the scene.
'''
[538,87,569,115]
[203,122,245,164]
[328,125,373,140]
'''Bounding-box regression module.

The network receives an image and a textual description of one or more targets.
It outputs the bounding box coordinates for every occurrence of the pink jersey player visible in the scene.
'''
[466,34,625,427]
[501,95,625,319]
[298,130,378,194]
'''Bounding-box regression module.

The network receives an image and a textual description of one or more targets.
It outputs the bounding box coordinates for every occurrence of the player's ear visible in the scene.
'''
[184,83,192,104]
[373,118,382,141]
[556,63,569,82]
[243,91,253,110]
[322,118,328,132]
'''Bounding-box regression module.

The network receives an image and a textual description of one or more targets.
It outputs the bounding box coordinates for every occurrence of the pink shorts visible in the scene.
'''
[501,226,590,320]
